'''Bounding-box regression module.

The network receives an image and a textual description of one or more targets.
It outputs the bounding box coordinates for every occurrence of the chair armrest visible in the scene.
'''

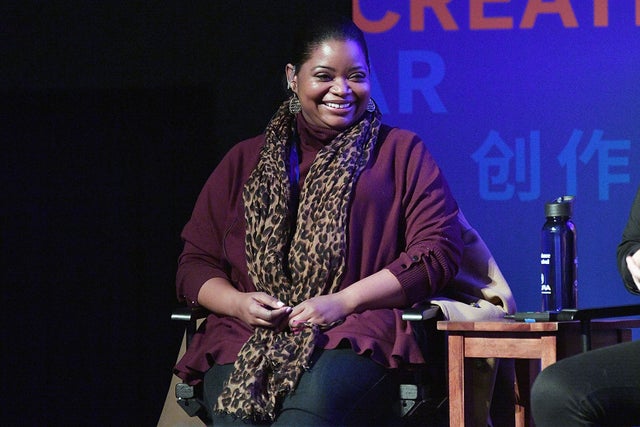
[171,306,209,348]
[401,304,444,356]
[171,306,209,322]
[401,304,445,361]
[402,304,442,322]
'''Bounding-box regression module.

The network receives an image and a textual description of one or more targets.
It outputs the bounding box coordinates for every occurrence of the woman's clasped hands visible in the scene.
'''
[236,292,349,333]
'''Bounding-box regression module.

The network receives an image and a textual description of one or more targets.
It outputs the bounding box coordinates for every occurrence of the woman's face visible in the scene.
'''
[287,39,371,131]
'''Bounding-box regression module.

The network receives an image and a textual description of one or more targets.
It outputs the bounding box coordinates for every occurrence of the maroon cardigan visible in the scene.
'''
[174,120,463,384]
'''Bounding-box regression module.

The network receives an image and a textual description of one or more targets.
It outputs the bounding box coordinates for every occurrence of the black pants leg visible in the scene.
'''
[202,348,400,427]
[531,339,640,426]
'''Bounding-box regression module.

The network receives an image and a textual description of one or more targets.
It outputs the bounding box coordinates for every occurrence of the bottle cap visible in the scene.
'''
[545,195,574,218]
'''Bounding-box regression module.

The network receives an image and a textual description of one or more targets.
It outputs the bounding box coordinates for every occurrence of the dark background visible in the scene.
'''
[2,1,350,425]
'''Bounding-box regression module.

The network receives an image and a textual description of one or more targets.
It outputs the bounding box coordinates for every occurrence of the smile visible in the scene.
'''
[324,102,352,110]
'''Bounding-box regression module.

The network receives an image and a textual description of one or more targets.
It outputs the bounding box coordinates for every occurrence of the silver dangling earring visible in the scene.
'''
[366,98,376,113]
[289,94,302,115]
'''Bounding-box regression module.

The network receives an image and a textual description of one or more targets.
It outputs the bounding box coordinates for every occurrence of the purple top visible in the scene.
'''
[174,115,463,384]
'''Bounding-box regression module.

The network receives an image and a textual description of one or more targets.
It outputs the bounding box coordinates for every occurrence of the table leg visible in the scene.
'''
[448,334,465,426]
[539,335,557,369]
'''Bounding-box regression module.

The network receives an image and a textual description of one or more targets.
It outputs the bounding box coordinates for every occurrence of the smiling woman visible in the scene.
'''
[173,15,464,426]
[285,39,371,130]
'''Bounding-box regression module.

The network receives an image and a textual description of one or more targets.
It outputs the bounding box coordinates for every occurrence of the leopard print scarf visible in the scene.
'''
[214,100,381,421]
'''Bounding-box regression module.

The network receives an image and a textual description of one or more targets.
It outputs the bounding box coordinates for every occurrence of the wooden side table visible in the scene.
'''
[437,318,640,427]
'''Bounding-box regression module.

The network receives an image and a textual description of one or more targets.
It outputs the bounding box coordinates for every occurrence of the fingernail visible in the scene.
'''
[276,301,285,307]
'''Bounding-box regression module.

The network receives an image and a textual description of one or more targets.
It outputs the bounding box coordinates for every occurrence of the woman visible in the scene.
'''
[174,17,463,426]
[531,186,640,426]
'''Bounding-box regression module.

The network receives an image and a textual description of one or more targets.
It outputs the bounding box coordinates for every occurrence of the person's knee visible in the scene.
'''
[276,349,397,426]
[531,362,580,420]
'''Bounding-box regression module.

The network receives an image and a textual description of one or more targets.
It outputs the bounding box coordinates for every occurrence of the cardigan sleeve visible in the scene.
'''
[617,186,640,295]
[383,129,463,303]
[176,137,262,306]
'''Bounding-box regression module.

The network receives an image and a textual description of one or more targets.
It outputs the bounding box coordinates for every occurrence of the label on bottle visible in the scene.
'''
[540,253,552,295]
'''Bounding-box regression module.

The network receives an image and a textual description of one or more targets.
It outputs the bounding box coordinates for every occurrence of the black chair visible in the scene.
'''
[170,306,209,421]
[168,304,450,426]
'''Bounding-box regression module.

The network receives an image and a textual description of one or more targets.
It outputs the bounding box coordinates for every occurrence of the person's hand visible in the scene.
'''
[626,251,640,291]
[288,294,350,332]
[234,292,292,330]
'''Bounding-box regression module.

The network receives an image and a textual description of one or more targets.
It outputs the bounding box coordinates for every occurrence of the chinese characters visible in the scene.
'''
[472,129,631,200]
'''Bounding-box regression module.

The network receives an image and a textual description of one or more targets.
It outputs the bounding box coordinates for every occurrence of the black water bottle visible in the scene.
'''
[540,195,578,311]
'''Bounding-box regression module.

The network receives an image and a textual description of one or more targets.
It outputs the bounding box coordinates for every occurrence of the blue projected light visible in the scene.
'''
[357,0,639,310]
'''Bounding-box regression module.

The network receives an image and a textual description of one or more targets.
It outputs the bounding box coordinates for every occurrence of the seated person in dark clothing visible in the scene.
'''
[531,186,640,426]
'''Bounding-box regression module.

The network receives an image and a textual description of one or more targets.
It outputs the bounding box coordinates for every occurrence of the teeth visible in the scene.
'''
[325,102,351,109]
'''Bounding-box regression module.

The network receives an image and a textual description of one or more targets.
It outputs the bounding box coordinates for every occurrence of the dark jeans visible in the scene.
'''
[202,347,400,426]
[531,339,640,426]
